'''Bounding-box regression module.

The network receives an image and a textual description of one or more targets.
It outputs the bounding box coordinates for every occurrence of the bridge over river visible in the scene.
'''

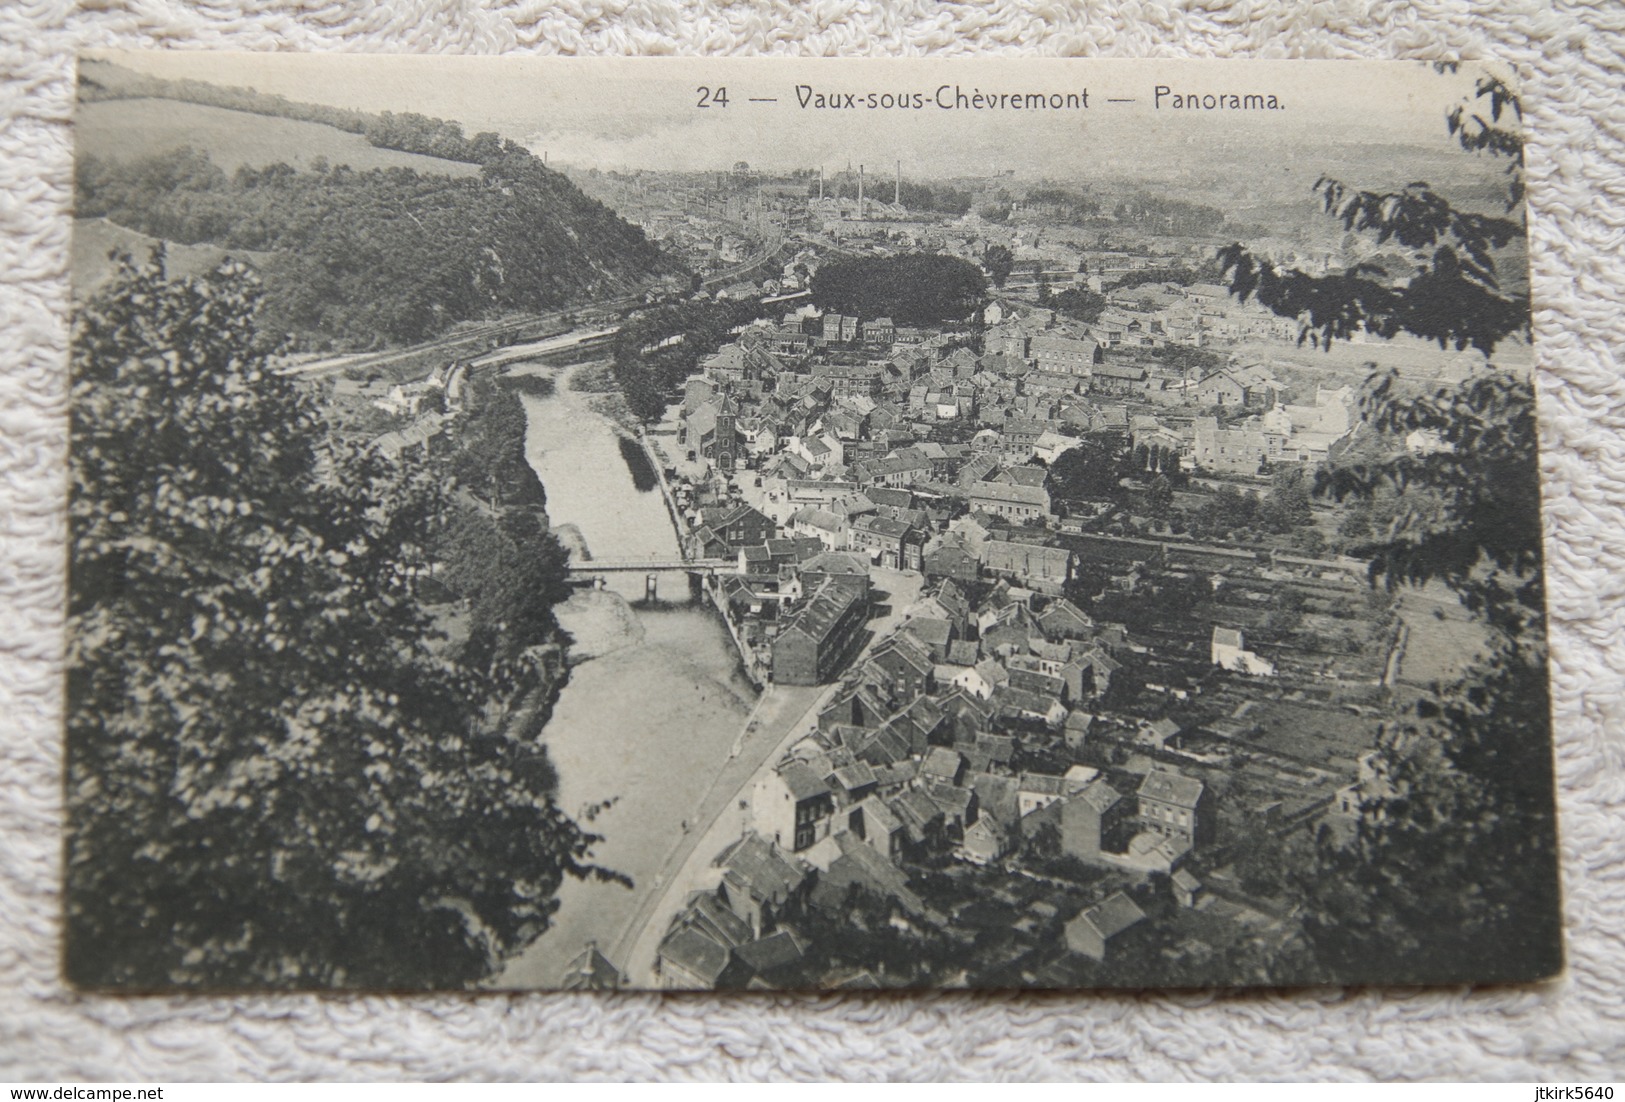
[565,555,736,575]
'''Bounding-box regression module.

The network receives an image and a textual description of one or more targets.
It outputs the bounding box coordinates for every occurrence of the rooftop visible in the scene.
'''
[1073,891,1147,941]
[1138,770,1206,809]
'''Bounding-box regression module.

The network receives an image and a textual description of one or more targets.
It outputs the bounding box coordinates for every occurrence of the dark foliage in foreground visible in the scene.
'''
[66,256,612,990]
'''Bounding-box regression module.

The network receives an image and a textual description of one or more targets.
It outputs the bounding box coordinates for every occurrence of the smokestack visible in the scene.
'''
[895,160,901,206]
[858,164,864,220]
[818,165,824,201]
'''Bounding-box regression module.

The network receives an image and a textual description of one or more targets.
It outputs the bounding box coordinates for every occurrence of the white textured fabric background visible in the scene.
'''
[2,0,1622,1082]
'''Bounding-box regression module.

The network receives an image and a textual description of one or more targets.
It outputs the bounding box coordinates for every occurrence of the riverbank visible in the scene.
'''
[554,587,646,661]
[495,355,759,987]
[617,565,927,985]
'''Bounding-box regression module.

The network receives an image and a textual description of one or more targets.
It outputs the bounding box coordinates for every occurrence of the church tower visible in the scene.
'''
[714,395,739,474]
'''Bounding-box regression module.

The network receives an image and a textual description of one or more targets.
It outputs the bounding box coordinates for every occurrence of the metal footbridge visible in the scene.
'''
[565,556,735,575]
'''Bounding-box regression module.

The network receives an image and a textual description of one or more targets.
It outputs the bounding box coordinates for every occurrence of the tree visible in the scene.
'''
[1323,369,1541,632]
[1218,66,1528,356]
[1049,286,1107,324]
[1046,438,1124,504]
[610,295,781,421]
[75,142,679,352]
[451,375,547,511]
[1285,644,1559,985]
[66,254,613,989]
[809,253,987,326]
[1213,66,1560,985]
[1260,466,1315,533]
[1146,474,1174,519]
[982,244,1014,289]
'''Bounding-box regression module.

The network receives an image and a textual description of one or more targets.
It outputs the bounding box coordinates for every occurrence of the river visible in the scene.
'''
[497,363,757,988]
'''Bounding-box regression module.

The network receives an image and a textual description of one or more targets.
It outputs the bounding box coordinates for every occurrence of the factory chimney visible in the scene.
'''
[858,164,864,220]
[895,160,901,205]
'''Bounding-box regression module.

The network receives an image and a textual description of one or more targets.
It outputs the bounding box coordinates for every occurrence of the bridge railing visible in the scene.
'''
[564,556,734,572]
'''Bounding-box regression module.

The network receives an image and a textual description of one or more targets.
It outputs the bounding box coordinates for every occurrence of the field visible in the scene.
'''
[1393,580,1493,689]
[77,98,482,178]
[1227,333,1533,398]
[71,217,273,298]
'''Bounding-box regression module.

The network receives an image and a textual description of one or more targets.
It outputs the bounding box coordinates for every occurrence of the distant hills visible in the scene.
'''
[74,60,686,351]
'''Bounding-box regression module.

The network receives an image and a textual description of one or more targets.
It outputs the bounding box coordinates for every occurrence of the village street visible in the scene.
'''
[616,566,924,985]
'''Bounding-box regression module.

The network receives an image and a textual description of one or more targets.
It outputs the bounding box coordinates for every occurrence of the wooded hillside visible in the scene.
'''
[75,65,686,351]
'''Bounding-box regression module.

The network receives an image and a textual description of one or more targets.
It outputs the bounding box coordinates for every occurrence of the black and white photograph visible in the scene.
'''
[65,53,1561,994]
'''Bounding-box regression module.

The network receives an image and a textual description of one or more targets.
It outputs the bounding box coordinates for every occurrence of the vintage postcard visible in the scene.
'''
[66,54,1560,991]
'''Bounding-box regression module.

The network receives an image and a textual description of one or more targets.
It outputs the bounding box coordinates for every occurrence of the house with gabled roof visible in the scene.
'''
[789,551,872,601]
[967,480,1052,523]
[1017,772,1069,819]
[923,538,982,585]
[1037,597,1093,641]
[884,695,946,756]
[978,600,1042,657]
[1075,646,1123,701]
[845,796,905,861]
[920,747,965,787]
[982,539,1071,593]
[656,890,756,990]
[869,759,919,792]
[939,687,996,741]
[1064,891,1147,961]
[1211,624,1276,676]
[734,929,810,986]
[887,788,948,855]
[853,725,914,768]
[559,941,623,991]
[1089,361,1149,398]
[863,634,934,705]
[1030,333,1104,375]
[994,464,1050,489]
[848,512,922,570]
[771,580,868,686]
[673,889,755,951]
[924,782,975,838]
[753,757,836,852]
[818,682,890,733]
[1061,779,1132,861]
[959,812,1012,866]
[1137,769,1213,849]
[1007,662,1069,704]
[1138,716,1183,751]
[1171,868,1203,909]
[714,832,813,938]
[700,501,777,550]
[997,685,1067,730]
[810,832,933,920]
[968,772,1023,836]
[829,759,878,804]
[900,616,954,663]
[1063,708,1095,752]
[657,925,752,990]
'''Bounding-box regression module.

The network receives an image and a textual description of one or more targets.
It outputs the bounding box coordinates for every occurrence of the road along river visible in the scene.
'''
[496,362,756,988]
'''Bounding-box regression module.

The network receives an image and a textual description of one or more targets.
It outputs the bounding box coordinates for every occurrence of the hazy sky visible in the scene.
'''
[89,52,1503,180]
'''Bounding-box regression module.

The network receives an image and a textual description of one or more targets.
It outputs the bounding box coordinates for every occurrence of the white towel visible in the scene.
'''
[2,1,1621,1081]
